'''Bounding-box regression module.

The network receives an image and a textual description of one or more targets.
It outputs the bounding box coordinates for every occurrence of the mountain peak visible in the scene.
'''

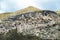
[15,6,41,14]
[26,6,38,9]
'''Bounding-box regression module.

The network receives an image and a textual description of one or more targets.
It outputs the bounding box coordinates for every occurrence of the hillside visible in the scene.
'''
[0,8,60,39]
[15,6,41,14]
[0,12,13,19]
[0,6,41,19]
[0,6,60,19]
[56,11,60,15]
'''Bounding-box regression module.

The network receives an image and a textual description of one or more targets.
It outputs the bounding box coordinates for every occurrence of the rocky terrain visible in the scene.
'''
[0,9,60,39]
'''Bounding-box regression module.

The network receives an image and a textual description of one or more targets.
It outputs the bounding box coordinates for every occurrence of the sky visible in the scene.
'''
[0,0,60,13]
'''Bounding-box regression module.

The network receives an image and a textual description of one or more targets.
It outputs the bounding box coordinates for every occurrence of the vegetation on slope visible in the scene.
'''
[0,6,41,19]
[0,12,13,19]
[15,6,41,14]
[56,11,60,15]
[0,6,60,19]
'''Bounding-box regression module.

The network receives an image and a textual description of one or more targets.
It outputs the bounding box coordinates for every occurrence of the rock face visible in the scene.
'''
[0,10,60,39]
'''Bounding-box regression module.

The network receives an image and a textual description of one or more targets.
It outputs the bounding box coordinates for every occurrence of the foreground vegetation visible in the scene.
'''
[0,29,60,40]
[0,29,42,40]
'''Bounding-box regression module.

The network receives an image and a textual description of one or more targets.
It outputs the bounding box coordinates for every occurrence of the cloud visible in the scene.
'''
[0,2,7,10]
[8,0,37,9]
[5,0,51,10]
[8,0,51,9]
[0,10,5,13]
[35,0,60,10]
[0,0,60,13]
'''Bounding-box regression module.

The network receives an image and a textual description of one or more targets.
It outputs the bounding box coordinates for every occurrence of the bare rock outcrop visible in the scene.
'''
[0,10,60,39]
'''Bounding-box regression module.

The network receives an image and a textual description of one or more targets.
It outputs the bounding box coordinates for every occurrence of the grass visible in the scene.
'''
[56,11,60,15]
[0,12,13,19]
[0,6,60,19]
[0,6,41,19]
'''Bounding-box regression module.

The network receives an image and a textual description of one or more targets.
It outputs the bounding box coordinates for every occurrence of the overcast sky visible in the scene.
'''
[0,0,60,13]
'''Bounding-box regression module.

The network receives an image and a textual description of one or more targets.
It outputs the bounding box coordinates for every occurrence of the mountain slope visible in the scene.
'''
[0,10,60,39]
[56,11,60,15]
[0,12,13,19]
[13,6,41,16]
[0,6,60,20]
[0,6,41,19]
